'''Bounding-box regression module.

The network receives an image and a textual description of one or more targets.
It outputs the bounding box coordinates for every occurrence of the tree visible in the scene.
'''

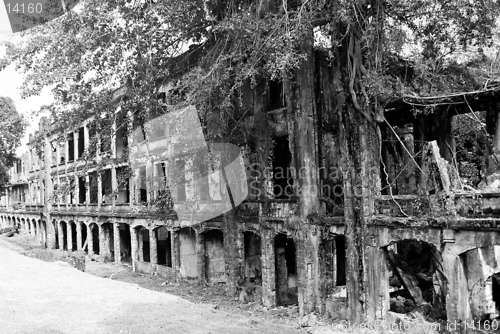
[8,0,500,320]
[0,96,26,195]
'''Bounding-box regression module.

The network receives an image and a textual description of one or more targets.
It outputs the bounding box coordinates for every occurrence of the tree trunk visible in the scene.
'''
[332,28,381,322]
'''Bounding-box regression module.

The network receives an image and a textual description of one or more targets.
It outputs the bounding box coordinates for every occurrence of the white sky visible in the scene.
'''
[0,2,11,34]
[0,3,54,156]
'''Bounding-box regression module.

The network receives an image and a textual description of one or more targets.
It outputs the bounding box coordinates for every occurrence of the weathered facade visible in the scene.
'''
[2,52,500,330]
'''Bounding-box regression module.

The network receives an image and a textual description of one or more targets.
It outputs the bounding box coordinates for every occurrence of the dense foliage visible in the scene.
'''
[0,96,26,195]
[3,0,498,135]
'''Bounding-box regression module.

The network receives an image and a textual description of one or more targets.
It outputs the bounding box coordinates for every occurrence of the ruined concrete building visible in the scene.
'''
[2,53,500,329]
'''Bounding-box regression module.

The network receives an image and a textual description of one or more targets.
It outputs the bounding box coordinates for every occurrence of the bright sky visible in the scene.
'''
[0,4,53,156]
[0,2,11,34]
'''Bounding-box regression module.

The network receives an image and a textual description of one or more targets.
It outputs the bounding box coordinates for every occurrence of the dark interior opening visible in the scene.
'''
[68,134,74,162]
[115,116,128,159]
[101,169,112,204]
[156,227,172,267]
[119,224,132,263]
[100,131,112,155]
[89,172,98,204]
[493,274,500,315]
[268,80,284,110]
[244,231,262,284]
[81,223,88,253]
[78,176,86,204]
[91,224,100,255]
[77,127,85,158]
[275,234,298,306]
[53,221,59,249]
[385,239,445,317]
[141,228,150,262]
[336,235,346,286]
[70,222,77,251]
[140,167,148,203]
[61,222,68,251]
[88,122,97,157]
[116,167,130,204]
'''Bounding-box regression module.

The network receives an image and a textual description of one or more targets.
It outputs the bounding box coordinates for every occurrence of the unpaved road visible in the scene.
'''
[0,239,302,334]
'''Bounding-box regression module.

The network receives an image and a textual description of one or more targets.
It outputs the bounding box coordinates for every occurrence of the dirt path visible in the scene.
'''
[0,238,304,334]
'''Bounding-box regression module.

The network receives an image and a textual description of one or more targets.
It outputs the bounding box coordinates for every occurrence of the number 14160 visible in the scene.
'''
[6,3,43,14]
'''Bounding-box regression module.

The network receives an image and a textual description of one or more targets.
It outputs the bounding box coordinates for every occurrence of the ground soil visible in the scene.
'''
[0,233,446,334]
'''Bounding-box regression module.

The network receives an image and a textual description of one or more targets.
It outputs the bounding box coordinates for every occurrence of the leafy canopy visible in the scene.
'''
[0,96,26,194]
[3,0,500,147]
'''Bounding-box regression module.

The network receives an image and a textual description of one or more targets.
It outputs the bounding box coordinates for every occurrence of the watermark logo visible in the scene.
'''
[3,0,79,33]
[129,105,248,223]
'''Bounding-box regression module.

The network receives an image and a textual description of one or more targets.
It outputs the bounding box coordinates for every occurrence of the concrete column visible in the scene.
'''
[37,220,42,245]
[146,161,153,203]
[67,222,73,252]
[98,224,106,261]
[84,124,89,150]
[261,232,276,307]
[48,221,56,250]
[131,227,138,272]
[87,224,94,256]
[97,173,102,205]
[114,223,121,264]
[111,119,117,159]
[196,231,205,284]
[134,169,140,204]
[85,175,90,204]
[57,222,64,250]
[41,221,46,247]
[172,227,180,277]
[150,228,158,265]
[76,222,82,251]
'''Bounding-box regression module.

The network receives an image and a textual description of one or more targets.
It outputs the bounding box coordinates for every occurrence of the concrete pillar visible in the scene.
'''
[146,161,153,203]
[37,220,42,245]
[172,227,180,276]
[76,222,82,251]
[150,228,158,265]
[85,175,90,204]
[131,227,138,272]
[111,119,117,159]
[87,224,94,256]
[97,173,102,205]
[37,221,42,245]
[114,223,121,264]
[134,168,140,204]
[67,222,73,252]
[48,221,56,250]
[98,224,106,261]
[57,222,64,250]
[196,230,205,284]
[138,229,144,262]
[84,124,89,150]
[261,232,276,307]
